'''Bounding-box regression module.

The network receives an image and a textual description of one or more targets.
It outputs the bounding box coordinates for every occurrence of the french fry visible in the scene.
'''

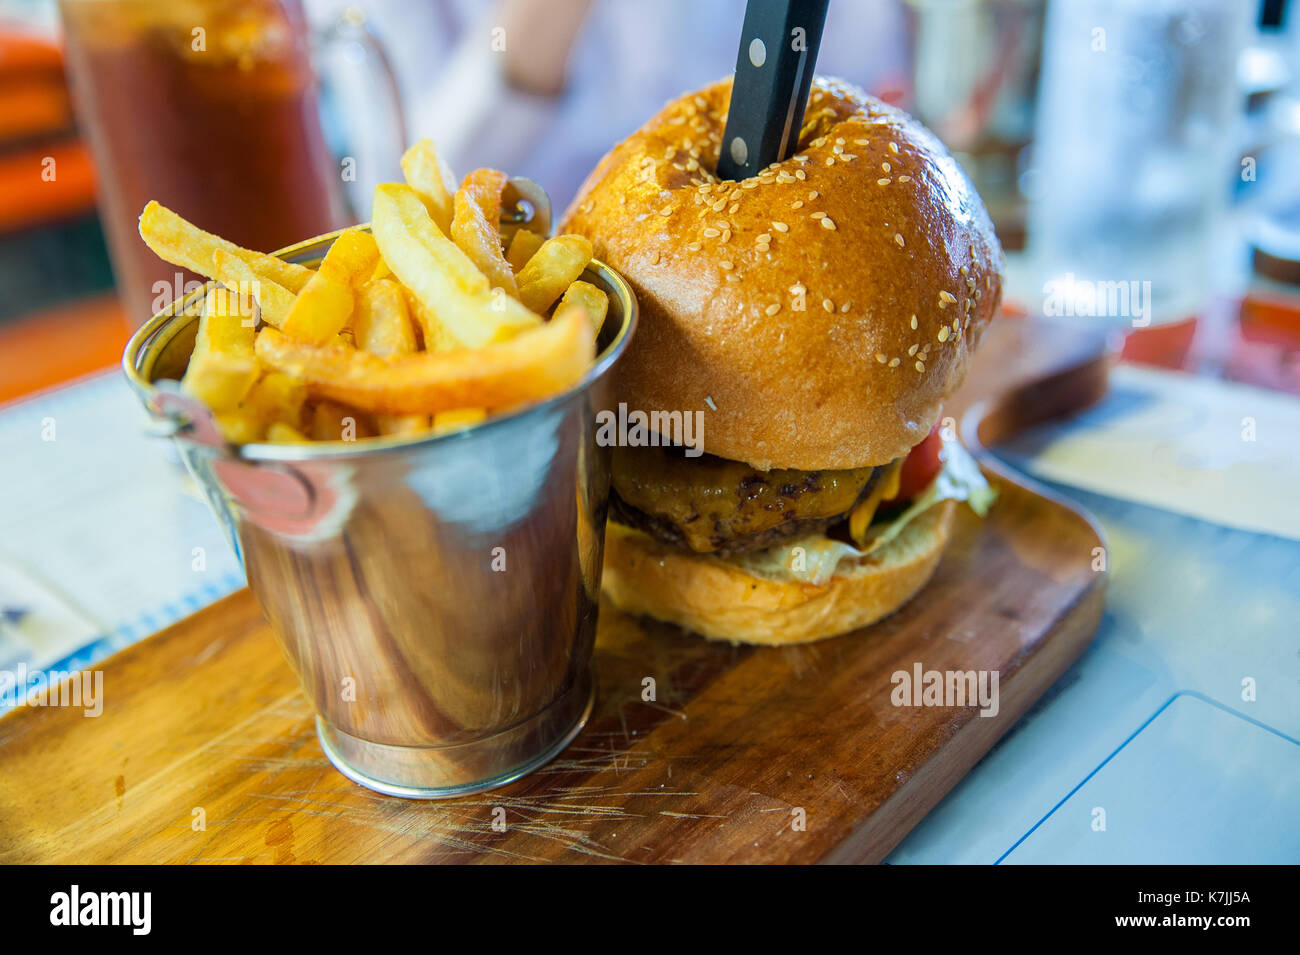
[353,278,417,357]
[371,183,541,348]
[506,228,545,272]
[516,235,592,314]
[266,422,310,443]
[281,229,380,344]
[181,286,259,412]
[212,250,295,327]
[214,370,308,443]
[139,201,312,292]
[400,138,455,235]
[433,407,487,432]
[254,306,595,416]
[557,280,609,334]
[353,279,428,435]
[451,168,517,296]
[310,399,374,441]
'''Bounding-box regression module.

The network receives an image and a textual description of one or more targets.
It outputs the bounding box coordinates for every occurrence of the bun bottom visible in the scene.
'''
[602,500,957,646]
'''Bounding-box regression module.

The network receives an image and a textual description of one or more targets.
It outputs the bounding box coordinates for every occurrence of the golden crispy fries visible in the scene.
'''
[516,235,593,314]
[400,138,455,235]
[378,413,431,436]
[281,229,380,344]
[451,168,517,297]
[353,278,417,357]
[181,286,259,412]
[255,306,595,416]
[433,407,487,432]
[557,280,609,335]
[310,400,375,441]
[139,201,312,293]
[506,228,545,272]
[371,183,540,348]
[266,422,310,443]
[147,139,610,448]
[353,278,428,435]
[214,370,308,443]
[212,250,295,327]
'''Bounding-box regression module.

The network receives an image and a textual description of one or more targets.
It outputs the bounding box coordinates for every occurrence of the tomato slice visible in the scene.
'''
[885,424,944,505]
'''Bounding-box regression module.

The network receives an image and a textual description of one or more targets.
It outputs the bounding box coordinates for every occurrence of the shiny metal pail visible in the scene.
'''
[122,228,637,798]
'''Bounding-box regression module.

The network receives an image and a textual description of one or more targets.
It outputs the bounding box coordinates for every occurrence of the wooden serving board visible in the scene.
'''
[0,317,1112,864]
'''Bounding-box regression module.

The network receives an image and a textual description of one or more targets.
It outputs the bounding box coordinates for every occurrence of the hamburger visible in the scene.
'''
[560,77,1001,645]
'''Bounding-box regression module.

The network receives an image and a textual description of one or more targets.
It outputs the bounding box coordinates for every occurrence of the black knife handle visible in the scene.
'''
[716,0,830,181]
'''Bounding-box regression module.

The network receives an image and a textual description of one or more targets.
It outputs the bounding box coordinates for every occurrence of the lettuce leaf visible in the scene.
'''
[726,439,996,586]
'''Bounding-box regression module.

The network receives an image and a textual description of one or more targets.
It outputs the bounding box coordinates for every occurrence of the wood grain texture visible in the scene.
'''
[0,316,1112,864]
[0,478,1104,865]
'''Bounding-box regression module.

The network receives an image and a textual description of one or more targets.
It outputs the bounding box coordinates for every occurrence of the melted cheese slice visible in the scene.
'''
[848,458,904,546]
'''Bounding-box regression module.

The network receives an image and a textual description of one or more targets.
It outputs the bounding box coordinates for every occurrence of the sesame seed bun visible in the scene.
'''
[559,76,1003,471]
[602,500,957,645]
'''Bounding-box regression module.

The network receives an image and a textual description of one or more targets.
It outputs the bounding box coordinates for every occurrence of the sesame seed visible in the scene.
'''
[841,154,857,162]
[810,211,825,219]
[757,233,772,243]
[938,326,950,342]
[959,265,969,276]
[728,203,740,214]
[889,358,901,367]
[971,244,978,258]
[820,217,836,230]
[703,227,720,238]
[649,251,660,265]
[742,180,757,189]
[877,178,892,186]
[791,200,804,209]
[720,260,734,270]
[825,158,835,166]
[889,142,899,154]
[895,233,905,247]
[836,137,845,145]
[953,318,960,332]
[939,290,958,305]
[822,298,834,313]
[833,144,844,154]
[712,199,726,211]
[840,302,851,313]
[772,222,788,233]
[897,175,912,183]
[660,207,672,217]
[687,242,701,251]
[875,353,888,363]
[910,314,918,330]
[721,229,732,243]
[915,360,925,373]
[808,190,819,200]
[795,169,806,180]
[882,162,891,173]
[908,343,919,356]
[855,139,870,146]
[765,303,781,316]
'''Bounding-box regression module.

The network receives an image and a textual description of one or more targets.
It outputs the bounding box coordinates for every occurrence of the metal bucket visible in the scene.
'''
[122,228,637,798]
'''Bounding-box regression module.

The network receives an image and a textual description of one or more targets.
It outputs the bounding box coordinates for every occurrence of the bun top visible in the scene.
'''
[559,76,1004,471]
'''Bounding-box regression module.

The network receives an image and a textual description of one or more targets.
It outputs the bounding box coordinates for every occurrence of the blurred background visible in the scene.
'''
[0,0,1298,396]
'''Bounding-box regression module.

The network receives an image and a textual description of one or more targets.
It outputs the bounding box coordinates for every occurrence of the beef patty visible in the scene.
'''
[610,444,886,556]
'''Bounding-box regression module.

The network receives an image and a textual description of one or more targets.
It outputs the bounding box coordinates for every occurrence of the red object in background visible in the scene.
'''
[0,30,98,233]
[1119,316,1199,370]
